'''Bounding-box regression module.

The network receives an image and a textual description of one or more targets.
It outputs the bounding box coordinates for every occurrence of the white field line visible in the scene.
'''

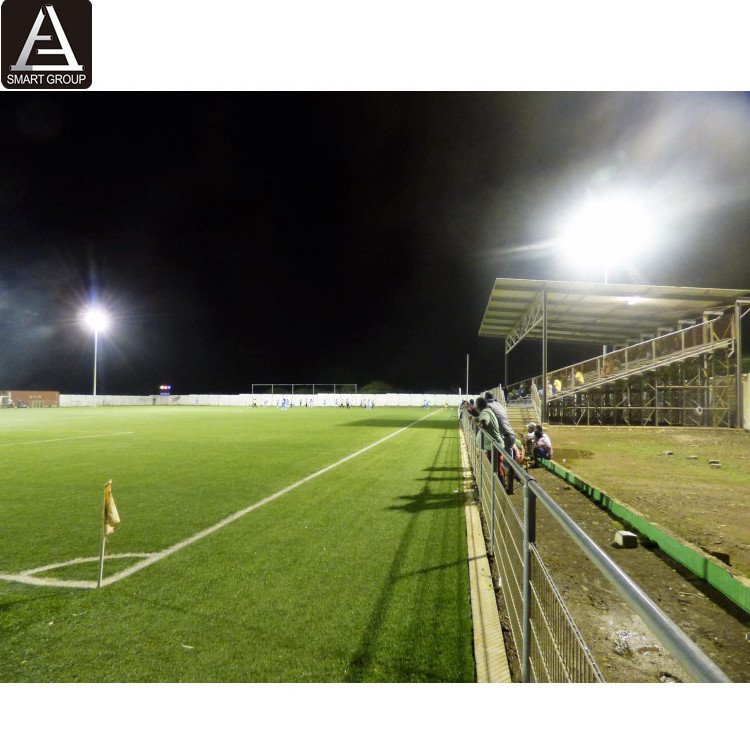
[0,554,153,589]
[0,431,134,447]
[0,410,443,589]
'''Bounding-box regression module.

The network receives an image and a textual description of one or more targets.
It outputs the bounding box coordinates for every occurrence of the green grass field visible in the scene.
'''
[0,405,474,682]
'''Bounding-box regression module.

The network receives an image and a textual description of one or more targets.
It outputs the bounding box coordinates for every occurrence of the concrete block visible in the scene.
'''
[614,530,638,548]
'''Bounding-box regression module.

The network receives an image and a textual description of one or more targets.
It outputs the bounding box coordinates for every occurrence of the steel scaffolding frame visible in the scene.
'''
[544,315,737,427]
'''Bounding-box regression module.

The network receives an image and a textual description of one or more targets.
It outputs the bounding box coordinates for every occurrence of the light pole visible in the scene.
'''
[83,306,109,396]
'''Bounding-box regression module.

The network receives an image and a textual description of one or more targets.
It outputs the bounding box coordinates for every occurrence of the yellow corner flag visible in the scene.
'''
[104,479,121,536]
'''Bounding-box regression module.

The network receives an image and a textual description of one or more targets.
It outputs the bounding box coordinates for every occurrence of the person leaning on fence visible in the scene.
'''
[474,396,501,475]
[483,390,519,493]
[475,395,515,493]
[483,391,516,455]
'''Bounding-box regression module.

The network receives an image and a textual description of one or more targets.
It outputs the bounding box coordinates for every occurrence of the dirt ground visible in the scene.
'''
[547,426,750,578]
[490,426,750,682]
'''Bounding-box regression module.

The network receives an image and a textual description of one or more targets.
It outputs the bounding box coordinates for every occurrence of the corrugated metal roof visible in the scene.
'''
[479,278,750,346]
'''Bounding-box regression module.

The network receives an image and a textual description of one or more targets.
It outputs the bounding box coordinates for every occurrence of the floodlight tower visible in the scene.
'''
[83,306,109,396]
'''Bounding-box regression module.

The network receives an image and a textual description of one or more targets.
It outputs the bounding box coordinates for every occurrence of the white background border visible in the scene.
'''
[82,1,747,91]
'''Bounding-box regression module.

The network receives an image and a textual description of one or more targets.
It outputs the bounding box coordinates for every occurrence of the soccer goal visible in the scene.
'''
[249,383,358,394]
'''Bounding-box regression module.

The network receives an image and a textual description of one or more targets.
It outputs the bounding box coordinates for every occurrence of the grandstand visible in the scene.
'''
[479,279,750,428]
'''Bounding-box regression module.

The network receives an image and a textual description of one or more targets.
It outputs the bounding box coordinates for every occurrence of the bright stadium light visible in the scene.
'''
[82,306,109,396]
[561,195,653,282]
[83,306,109,334]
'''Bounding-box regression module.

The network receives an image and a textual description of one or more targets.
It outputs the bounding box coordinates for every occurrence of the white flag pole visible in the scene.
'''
[97,517,106,588]
[97,481,109,588]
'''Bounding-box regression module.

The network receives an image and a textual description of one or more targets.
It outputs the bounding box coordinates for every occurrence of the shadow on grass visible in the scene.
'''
[345,428,471,682]
[0,586,72,613]
[389,486,464,513]
[394,557,470,580]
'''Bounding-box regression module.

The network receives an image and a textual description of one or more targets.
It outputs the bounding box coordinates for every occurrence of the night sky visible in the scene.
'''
[2,92,750,396]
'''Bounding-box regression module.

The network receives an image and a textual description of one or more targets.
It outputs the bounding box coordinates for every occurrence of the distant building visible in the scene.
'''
[1,390,60,408]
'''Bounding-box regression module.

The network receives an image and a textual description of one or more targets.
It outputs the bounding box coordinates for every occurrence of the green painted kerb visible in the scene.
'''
[540,458,750,616]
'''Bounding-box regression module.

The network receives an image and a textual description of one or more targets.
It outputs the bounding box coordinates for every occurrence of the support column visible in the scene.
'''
[541,288,548,424]
[736,301,743,428]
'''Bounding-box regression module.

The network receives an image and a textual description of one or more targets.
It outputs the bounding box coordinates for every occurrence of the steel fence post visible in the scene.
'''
[522,481,536,683]
[477,430,483,512]
[490,442,496,556]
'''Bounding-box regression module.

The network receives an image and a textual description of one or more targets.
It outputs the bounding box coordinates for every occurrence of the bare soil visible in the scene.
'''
[490,426,750,682]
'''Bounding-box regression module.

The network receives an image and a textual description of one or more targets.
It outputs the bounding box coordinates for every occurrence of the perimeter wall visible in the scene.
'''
[59,393,466,408]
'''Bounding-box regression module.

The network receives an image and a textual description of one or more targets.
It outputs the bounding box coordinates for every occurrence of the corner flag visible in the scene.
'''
[98,479,121,588]
[104,479,120,536]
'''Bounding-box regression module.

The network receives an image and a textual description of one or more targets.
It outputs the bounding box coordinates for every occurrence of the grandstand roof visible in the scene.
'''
[479,278,750,347]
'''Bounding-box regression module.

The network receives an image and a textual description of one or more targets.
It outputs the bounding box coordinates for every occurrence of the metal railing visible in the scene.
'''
[462,413,730,683]
[510,314,734,402]
[546,314,734,397]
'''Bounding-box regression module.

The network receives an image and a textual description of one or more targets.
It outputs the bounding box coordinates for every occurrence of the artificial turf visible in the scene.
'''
[0,405,474,682]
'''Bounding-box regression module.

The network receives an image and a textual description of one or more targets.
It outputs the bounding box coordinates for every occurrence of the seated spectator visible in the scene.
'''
[533,427,553,462]
[523,422,536,457]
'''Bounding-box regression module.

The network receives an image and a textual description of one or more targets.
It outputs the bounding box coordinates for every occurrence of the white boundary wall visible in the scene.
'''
[59,393,467,408]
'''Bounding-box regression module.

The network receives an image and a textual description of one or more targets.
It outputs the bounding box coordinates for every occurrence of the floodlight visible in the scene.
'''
[82,305,109,396]
[83,306,109,333]
[561,196,653,279]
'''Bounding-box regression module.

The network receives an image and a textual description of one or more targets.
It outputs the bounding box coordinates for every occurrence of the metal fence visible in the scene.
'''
[462,413,730,683]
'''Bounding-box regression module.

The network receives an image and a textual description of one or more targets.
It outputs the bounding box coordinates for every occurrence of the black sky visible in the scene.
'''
[2,92,750,396]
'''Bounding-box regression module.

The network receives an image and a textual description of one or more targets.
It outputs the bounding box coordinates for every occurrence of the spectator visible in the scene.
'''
[533,426,553,462]
[474,396,501,474]
[523,422,537,458]
[503,440,523,495]
[475,397,500,444]
[483,391,519,494]
[483,391,516,455]
[575,370,584,386]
